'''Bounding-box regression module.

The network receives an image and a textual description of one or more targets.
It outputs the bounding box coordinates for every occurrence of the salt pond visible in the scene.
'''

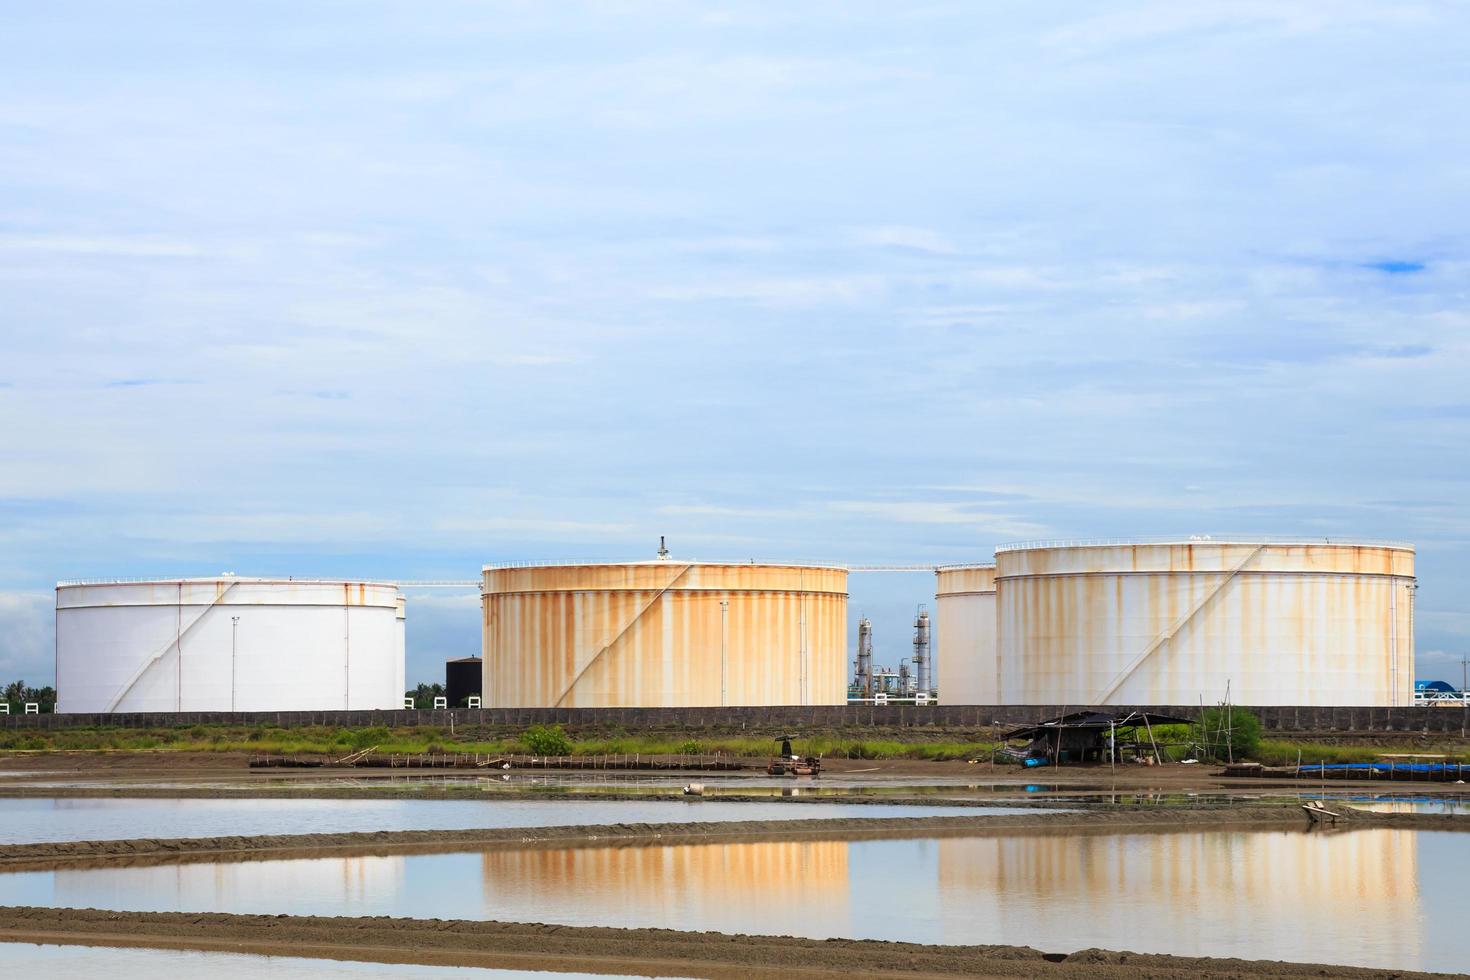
[0,827,1462,973]
[0,943,686,979]
[0,797,1028,845]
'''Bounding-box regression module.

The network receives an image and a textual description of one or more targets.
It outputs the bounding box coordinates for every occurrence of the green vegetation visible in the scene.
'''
[405,683,446,710]
[521,724,573,756]
[0,723,999,761]
[1,719,1460,766]
[1253,740,1399,766]
[1192,706,1262,762]
[3,680,55,715]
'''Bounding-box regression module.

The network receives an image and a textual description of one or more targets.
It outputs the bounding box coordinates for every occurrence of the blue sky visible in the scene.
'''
[1,2,1467,689]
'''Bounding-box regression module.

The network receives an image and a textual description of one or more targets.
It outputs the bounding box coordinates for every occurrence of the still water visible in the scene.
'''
[1347,798,1468,816]
[0,798,1029,845]
[0,943,683,978]
[0,828,1461,973]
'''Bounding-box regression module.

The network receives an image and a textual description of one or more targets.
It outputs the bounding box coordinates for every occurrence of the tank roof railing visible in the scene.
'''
[995,535,1414,554]
[56,576,405,588]
[480,558,939,572]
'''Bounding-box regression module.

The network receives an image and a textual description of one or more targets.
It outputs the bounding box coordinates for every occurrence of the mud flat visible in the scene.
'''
[0,907,1457,979]
[4,752,1470,801]
[0,805,1461,872]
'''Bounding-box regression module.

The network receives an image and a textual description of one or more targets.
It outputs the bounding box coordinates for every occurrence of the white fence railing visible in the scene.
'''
[996,535,1414,553]
[1413,691,1469,706]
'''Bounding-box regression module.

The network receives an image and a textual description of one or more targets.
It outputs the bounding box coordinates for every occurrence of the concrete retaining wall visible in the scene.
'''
[3,704,1467,735]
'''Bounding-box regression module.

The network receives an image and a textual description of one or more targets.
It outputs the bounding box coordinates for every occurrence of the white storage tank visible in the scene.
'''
[55,577,406,713]
[934,564,997,704]
[994,539,1416,706]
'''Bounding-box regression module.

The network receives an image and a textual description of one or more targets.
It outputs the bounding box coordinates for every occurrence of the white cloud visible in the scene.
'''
[436,518,635,536]
[2,3,1469,678]
[1042,2,1435,59]
[0,235,204,257]
[658,504,808,520]
[0,592,53,681]
[827,502,1051,538]
[852,226,958,255]
[646,275,885,306]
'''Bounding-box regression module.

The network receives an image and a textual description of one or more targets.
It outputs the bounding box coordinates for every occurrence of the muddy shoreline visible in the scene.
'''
[5,750,1470,802]
[0,906,1457,979]
[0,805,1462,872]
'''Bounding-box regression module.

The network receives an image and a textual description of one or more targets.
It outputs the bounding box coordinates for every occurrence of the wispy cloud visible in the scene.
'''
[105,378,195,388]
[1363,260,1426,275]
[0,592,53,679]
[0,235,204,257]
[852,226,959,255]
[436,517,635,536]
[2,3,1469,679]
[828,502,1051,538]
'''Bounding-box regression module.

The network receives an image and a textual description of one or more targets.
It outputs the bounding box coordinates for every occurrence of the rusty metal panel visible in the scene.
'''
[995,542,1416,707]
[482,563,849,707]
[935,565,997,705]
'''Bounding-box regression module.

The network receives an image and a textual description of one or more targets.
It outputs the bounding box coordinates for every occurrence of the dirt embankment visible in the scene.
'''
[0,806,1460,873]
[0,906,1457,979]
[4,750,1470,798]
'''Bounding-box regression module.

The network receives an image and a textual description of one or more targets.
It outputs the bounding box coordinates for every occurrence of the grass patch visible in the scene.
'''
[15,723,1462,767]
[1251,740,1470,766]
[0,725,1001,761]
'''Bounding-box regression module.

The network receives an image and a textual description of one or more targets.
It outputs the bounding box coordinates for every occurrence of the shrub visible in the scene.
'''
[677,739,704,755]
[521,724,572,757]
[1192,707,1262,761]
[347,726,390,751]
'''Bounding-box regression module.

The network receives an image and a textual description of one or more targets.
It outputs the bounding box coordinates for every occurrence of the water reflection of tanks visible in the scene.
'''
[913,605,931,695]
[479,841,851,936]
[934,829,1422,963]
[55,854,406,910]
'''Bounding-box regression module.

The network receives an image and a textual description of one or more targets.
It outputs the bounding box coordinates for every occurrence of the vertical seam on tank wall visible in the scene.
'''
[800,568,808,706]
[1390,584,1398,707]
[344,583,351,711]
[177,583,182,711]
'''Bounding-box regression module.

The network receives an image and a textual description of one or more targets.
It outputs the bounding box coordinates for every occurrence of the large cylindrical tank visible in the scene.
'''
[481,561,849,707]
[995,540,1416,706]
[935,564,997,704]
[55,577,406,713]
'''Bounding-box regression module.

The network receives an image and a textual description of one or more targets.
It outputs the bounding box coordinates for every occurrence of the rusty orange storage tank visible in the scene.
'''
[934,564,997,704]
[481,561,848,707]
[994,539,1416,706]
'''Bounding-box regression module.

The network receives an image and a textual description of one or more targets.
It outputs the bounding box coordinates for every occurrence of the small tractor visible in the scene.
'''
[766,735,821,776]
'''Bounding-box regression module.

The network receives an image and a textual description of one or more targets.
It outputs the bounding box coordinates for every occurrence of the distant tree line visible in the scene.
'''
[405,682,446,709]
[4,681,56,714]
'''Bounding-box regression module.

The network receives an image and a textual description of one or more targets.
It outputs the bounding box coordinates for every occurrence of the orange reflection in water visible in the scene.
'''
[481,840,850,935]
[937,829,1422,965]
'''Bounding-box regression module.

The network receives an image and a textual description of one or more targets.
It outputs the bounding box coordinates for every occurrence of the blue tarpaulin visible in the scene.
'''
[1298,762,1460,775]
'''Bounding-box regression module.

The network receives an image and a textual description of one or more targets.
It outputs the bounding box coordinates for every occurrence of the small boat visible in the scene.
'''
[1301,800,1340,825]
